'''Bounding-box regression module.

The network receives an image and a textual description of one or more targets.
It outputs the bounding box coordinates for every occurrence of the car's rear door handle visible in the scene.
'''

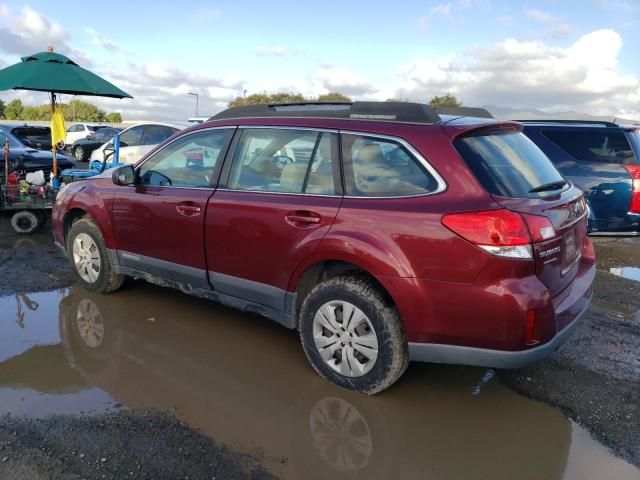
[285,210,321,227]
[176,202,202,217]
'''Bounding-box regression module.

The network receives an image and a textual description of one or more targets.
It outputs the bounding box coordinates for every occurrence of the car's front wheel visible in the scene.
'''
[299,275,409,394]
[66,217,125,293]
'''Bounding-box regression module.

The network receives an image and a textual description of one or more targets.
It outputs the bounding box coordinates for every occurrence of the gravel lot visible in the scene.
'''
[0,217,638,478]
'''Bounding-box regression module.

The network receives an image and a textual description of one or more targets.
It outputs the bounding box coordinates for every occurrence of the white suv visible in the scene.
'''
[66,123,105,146]
[89,121,190,164]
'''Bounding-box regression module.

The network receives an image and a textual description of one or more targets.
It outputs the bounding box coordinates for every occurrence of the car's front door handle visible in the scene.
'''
[285,210,321,227]
[176,202,202,217]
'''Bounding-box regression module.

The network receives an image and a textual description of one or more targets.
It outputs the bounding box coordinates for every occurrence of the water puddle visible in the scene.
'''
[610,267,640,283]
[1,285,639,480]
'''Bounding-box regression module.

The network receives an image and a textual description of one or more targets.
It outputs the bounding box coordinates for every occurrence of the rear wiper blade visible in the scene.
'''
[529,180,567,193]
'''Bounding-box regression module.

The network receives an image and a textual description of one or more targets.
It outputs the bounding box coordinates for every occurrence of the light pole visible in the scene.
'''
[188,92,199,117]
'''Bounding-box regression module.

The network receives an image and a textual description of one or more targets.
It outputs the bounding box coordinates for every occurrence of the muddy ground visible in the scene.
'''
[0,217,639,478]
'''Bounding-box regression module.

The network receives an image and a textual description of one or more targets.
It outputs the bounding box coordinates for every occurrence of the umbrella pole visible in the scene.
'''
[51,92,57,178]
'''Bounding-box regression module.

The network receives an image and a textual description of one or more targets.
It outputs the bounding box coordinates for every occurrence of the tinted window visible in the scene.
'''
[142,126,179,146]
[88,125,103,132]
[119,126,145,147]
[228,128,337,194]
[139,129,232,188]
[455,132,566,199]
[342,134,438,196]
[542,128,635,165]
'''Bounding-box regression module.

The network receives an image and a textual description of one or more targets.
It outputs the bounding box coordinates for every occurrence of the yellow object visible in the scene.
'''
[50,108,66,147]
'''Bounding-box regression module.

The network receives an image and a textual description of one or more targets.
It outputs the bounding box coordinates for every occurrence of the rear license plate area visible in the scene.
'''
[561,228,582,274]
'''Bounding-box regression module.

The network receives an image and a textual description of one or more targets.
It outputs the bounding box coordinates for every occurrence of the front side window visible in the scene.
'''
[227,128,337,194]
[138,128,233,188]
[542,128,635,165]
[342,134,438,196]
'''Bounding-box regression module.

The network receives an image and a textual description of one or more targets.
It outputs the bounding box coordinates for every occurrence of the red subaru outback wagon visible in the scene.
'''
[52,102,595,394]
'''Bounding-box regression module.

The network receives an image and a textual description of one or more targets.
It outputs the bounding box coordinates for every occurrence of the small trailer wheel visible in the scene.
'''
[11,210,41,234]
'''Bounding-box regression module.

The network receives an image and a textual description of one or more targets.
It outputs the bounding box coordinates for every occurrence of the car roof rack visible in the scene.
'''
[432,106,494,119]
[211,101,443,124]
[514,119,620,128]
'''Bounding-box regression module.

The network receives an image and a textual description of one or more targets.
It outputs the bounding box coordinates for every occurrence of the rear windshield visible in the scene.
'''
[542,128,635,165]
[624,130,640,164]
[454,132,567,199]
[13,127,50,137]
[88,125,105,131]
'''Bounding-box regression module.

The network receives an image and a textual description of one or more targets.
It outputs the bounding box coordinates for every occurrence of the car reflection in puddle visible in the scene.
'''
[0,284,639,480]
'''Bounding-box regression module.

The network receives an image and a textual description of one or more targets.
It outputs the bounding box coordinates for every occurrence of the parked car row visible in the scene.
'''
[0,126,74,179]
[53,102,598,394]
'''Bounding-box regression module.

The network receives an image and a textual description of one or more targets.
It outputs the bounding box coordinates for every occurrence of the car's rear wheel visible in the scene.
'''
[74,146,86,161]
[299,275,409,394]
[67,217,125,293]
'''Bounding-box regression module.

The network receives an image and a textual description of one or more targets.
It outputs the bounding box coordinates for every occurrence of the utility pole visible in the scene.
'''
[188,92,199,117]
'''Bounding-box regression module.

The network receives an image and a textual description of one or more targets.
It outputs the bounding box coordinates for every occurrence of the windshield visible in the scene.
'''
[88,125,105,132]
[0,128,27,148]
[454,131,567,199]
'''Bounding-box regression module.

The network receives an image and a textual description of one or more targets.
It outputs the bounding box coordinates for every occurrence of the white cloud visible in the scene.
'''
[393,29,640,118]
[256,46,290,57]
[84,27,121,52]
[525,8,573,38]
[316,67,374,96]
[416,16,429,32]
[431,2,452,16]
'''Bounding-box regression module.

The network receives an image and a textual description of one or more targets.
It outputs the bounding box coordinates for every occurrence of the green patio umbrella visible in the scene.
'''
[0,48,132,179]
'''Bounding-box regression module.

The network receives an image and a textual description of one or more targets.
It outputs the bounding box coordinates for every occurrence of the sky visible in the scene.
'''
[0,0,638,120]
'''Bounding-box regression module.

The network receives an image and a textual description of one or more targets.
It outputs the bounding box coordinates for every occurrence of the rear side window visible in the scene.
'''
[228,128,337,195]
[455,132,566,199]
[542,128,635,165]
[341,134,438,197]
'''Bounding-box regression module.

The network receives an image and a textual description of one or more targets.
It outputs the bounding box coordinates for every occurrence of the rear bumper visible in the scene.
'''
[408,290,591,368]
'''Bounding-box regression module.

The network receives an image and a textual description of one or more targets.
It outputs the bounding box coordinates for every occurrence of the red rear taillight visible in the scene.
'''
[525,310,540,346]
[521,214,556,242]
[624,165,640,214]
[442,209,557,259]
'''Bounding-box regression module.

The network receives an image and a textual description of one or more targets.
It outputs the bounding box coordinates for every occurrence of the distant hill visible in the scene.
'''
[483,105,639,125]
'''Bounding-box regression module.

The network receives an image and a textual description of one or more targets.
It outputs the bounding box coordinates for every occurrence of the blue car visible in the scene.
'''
[520,121,640,236]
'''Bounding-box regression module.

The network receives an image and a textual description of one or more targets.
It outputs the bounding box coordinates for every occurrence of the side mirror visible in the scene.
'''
[112,165,135,186]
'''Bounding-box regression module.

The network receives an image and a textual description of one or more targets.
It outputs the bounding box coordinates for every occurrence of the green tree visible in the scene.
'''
[316,92,351,102]
[4,99,23,119]
[21,106,41,120]
[228,92,306,108]
[0,99,5,119]
[60,100,107,122]
[428,94,462,107]
[106,112,122,123]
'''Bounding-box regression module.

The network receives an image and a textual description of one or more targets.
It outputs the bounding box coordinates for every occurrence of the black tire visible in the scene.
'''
[11,210,40,234]
[73,145,87,162]
[66,217,125,293]
[299,275,409,395]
